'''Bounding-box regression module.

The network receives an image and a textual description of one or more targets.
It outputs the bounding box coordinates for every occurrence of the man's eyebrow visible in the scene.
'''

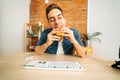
[58,14,63,17]
[48,17,54,21]
[48,14,63,20]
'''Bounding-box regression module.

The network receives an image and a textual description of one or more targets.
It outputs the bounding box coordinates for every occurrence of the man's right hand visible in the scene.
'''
[46,29,61,46]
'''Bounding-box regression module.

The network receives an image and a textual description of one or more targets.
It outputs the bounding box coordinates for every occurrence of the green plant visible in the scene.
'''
[81,32,102,46]
[27,25,42,37]
[35,25,41,35]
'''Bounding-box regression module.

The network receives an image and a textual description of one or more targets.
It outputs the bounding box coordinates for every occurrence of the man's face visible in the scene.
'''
[48,9,66,29]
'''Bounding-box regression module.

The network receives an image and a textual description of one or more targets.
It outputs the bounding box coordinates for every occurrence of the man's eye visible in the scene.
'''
[58,17,62,19]
[49,19,54,22]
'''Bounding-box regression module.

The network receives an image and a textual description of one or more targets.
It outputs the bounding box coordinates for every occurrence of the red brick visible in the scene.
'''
[30,0,87,34]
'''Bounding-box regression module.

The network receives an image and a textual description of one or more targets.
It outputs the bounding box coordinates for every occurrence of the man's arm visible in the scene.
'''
[35,42,49,55]
[35,29,61,55]
[62,27,86,57]
[72,40,86,57]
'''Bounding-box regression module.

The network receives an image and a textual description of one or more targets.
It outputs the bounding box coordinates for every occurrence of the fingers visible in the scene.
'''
[51,35,62,41]
[61,28,76,43]
[47,28,74,45]
[47,30,62,44]
[62,29,73,37]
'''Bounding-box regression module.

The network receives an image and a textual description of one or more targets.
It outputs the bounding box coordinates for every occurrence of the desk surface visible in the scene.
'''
[0,52,120,80]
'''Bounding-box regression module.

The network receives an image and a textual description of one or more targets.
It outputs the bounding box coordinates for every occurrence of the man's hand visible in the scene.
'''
[46,29,62,46]
[61,27,76,43]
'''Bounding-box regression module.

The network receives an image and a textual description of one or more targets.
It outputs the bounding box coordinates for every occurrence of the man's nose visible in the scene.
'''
[54,18,59,24]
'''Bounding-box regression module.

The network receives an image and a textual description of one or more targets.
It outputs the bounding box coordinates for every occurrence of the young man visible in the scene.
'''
[35,3,86,57]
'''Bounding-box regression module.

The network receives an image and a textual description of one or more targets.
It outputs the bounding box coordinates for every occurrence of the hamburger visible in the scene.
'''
[55,26,65,37]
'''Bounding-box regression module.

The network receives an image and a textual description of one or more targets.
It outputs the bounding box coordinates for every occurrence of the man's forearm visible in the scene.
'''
[35,42,49,55]
[72,41,86,58]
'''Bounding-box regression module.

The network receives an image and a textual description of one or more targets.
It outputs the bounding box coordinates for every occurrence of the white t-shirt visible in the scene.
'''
[56,40,64,54]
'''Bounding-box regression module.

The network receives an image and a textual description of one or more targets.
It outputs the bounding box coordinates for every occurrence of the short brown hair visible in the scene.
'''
[46,3,63,20]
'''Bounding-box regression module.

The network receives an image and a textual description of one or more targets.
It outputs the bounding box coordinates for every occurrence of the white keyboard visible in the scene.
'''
[23,60,84,71]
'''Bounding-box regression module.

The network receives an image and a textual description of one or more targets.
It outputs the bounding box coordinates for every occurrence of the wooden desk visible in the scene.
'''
[0,52,120,80]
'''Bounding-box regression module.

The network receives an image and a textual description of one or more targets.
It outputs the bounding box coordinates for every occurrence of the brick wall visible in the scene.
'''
[30,0,87,34]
